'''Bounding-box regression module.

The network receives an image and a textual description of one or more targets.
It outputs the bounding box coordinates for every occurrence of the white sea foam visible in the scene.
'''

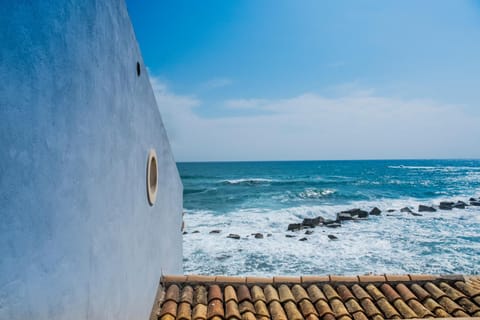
[183,198,480,276]
[221,178,273,185]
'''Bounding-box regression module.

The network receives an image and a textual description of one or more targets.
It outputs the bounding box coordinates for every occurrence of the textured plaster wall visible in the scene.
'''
[0,1,183,319]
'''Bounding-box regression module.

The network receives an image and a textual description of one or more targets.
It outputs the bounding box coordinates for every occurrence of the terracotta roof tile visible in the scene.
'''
[237,285,252,303]
[246,276,272,285]
[291,284,309,303]
[251,285,267,303]
[269,301,288,320]
[323,284,341,301]
[165,285,181,302]
[278,285,295,303]
[192,304,207,320]
[157,275,480,320]
[181,286,194,304]
[254,300,270,317]
[395,283,416,303]
[307,285,327,303]
[206,299,223,319]
[302,276,330,283]
[193,286,208,306]
[298,299,318,317]
[409,274,438,282]
[225,286,238,303]
[265,285,281,304]
[239,300,255,315]
[226,300,241,320]
[177,302,192,320]
[208,285,223,302]
[385,274,410,282]
[273,276,301,284]
[283,301,303,320]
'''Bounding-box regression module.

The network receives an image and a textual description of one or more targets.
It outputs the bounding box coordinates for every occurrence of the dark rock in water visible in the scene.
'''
[192,230,200,234]
[325,222,341,228]
[410,212,423,217]
[469,197,477,202]
[357,210,369,218]
[387,209,396,213]
[254,233,264,239]
[328,234,338,240]
[470,201,480,206]
[286,234,296,238]
[419,205,436,212]
[302,216,324,228]
[400,207,413,213]
[227,234,240,239]
[370,207,382,215]
[439,202,454,210]
[287,223,302,231]
[337,212,355,221]
[183,231,188,235]
[341,208,369,218]
[267,233,272,237]
[305,230,314,235]
[209,230,221,234]
[454,201,467,209]
[299,237,308,241]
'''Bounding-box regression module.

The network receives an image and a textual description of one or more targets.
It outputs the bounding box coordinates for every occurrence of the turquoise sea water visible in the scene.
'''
[179,160,480,276]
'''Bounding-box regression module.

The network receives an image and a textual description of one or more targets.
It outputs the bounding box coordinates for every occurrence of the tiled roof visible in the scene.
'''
[152,275,480,320]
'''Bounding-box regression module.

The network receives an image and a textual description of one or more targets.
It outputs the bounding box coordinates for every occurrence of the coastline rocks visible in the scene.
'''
[337,209,368,221]
[192,230,200,234]
[470,201,480,206]
[419,205,436,212]
[400,207,413,213]
[410,212,423,217]
[387,209,396,213]
[370,207,382,216]
[469,197,477,202]
[227,234,240,239]
[302,216,324,228]
[439,202,454,210]
[209,230,221,234]
[253,233,264,239]
[299,237,308,241]
[287,223,302,231]
[454,201,467,209]
[324,221,341,228]
[305,230,314,235]
[328,235,338,240]
[286,234,296,238]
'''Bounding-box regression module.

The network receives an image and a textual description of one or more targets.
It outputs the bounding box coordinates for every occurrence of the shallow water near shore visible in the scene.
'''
[178,159,480,276]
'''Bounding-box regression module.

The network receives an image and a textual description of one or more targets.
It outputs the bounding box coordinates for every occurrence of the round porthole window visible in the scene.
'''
[146,149,158,206]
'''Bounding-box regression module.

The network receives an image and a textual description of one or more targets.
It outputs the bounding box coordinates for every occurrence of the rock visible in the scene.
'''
[227,234,240,239]
[254,233,264,239]
[369,207,382,215]
[419,205,436,212]
[387,209,396,212]
[267,233,272,237]
[287,223,302,231]
[192,230,200,234]
[453,201,467,209]
[299,237,308,241]
[328,235,338,240]
[305,230,314,235]
[337,212,355,221]
[325,222,341,228]
[469,197,477,202]
[286,234,296,238]
[439,202,454,210]
[410,212,423,217]
[183,231,188,235]
[302,216,324,228]
[400,207,413,213]
[209,230,221,234]
[470,201,480,206]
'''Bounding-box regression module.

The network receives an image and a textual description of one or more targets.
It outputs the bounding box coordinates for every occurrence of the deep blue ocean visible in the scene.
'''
[178,159,480,276]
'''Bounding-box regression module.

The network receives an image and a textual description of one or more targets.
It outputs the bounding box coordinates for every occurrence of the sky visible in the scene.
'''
[126,0,480,162]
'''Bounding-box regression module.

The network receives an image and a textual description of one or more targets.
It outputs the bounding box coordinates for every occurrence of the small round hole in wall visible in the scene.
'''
[146,149,158,206]
[136,62,141,76]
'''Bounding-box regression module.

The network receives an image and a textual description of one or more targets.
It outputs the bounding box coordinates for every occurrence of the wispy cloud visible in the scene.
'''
[150,75,480,162]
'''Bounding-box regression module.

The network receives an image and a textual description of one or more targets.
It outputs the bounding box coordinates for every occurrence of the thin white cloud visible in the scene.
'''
[150,75,480,162]
[200,77,232,90]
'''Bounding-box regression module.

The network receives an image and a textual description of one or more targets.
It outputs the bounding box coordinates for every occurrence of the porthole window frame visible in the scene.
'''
[146,149,158,206]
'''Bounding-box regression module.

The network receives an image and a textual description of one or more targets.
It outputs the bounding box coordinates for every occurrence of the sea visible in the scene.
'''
[178,159,480,276]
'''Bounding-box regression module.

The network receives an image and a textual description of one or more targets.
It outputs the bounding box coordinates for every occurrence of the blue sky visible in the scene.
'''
[126,1,480,161]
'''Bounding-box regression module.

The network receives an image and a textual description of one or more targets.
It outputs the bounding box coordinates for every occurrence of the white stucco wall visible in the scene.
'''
[0,1,183,319]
